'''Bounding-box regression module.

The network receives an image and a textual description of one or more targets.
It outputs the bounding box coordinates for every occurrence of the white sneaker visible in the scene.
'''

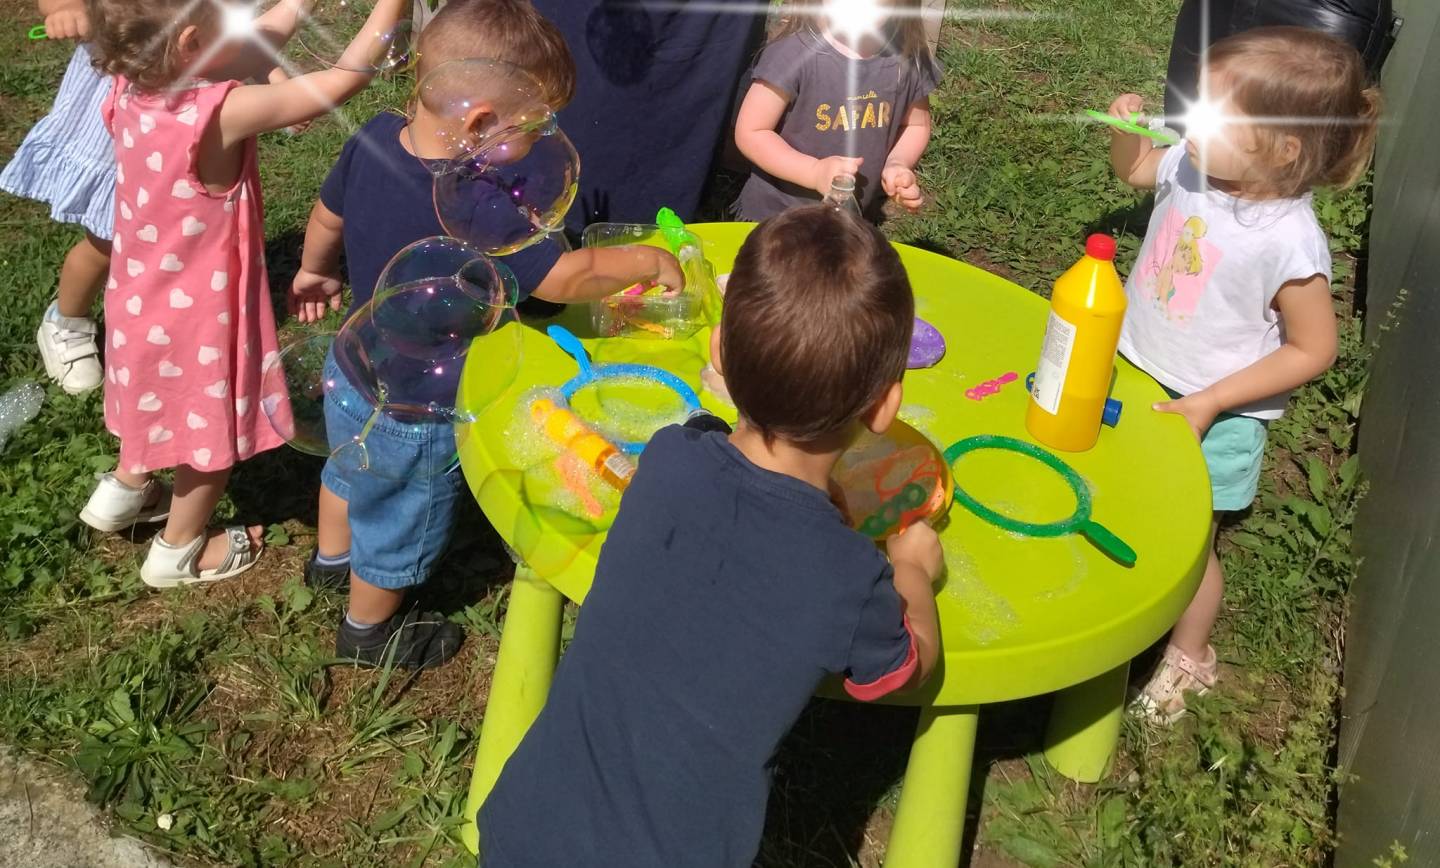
[36,302,102,395]
[80,473,172,533]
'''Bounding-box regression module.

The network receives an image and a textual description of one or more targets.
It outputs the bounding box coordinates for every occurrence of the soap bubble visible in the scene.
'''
[335,236,523,425]
[297,0,413,73]
[268,238,524,481]
[264,332,336,456]
[411,60,579,255]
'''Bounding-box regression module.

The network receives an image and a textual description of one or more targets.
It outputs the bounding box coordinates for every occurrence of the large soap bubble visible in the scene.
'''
[337,237,522,422]
[263,332,335,457]
[266,237,523,481]
[296,0,413,73]
[410,60,580,255]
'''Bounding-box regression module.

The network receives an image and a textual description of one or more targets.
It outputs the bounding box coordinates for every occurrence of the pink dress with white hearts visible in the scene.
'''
[101,77,286,474]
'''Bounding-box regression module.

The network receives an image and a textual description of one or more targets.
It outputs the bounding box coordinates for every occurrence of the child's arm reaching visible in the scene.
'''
[290,201,346,323]
[208,0,311,83]
[1155,275,1338,438]
[38,0,87,39]
[532,246,685,305]
[217,0,408,145]
[885,523,943,688]
[735,81,863,195]
[1109,93,1167,189]
[881,98,932,212]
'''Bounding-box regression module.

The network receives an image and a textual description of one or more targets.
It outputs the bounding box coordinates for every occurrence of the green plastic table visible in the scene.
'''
[454,223,1211,864]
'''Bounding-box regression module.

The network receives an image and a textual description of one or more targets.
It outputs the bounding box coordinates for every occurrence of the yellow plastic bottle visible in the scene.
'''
[531,398,637,490]
[1025,234,1127,452]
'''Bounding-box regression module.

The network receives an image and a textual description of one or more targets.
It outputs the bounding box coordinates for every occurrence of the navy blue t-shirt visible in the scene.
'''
[318,111,562,314]
[478,425,918,868]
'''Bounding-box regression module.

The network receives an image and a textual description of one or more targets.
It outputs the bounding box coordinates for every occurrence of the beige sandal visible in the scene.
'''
[140,527,262,588]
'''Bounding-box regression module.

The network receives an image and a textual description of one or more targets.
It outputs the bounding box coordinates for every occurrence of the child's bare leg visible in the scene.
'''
[317,484,352,558]
[164,465,262,570]
[1169,518,1222,660]
[347,575,405,624]
[57,231,110,317]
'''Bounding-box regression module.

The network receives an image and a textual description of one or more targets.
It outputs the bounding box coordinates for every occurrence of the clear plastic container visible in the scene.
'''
[583,222,720,340]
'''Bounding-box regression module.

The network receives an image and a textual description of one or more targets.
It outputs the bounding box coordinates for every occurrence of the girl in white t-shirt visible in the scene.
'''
[1106,26,1379,722]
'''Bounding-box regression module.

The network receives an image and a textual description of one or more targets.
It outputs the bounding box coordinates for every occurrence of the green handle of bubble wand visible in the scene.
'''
[28,24,47,39]
[1079,519,1138,567]
[1085,109,1180,145]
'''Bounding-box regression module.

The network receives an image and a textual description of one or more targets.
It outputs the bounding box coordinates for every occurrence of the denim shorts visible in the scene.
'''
[321,355,466,589]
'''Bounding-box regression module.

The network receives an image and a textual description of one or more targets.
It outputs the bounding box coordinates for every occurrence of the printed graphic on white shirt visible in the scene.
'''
[1136,209,1225,323]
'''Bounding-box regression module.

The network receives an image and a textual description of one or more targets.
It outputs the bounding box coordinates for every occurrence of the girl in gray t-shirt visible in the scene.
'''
[733,1,941,221]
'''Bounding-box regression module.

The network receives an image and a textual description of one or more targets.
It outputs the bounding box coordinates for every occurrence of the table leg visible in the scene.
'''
[460,564,565,854]
[883,705,979,868]
[1043,662,1129,783]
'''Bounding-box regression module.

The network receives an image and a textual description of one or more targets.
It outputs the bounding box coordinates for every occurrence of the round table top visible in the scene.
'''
[457,222,1211,706]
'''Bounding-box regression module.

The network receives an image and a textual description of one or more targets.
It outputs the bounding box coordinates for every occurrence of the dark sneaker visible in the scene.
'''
[335,610,464,670]
[305,550,350,593]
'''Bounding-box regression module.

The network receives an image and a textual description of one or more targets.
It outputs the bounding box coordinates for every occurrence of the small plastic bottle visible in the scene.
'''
[531,398,636,490]
[1025,235,1127,452]
[822,173,862,215]
[0,382,44,453]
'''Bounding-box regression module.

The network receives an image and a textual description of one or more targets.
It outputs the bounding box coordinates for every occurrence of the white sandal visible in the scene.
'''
[140,526,262,588]
[80,473,172,532]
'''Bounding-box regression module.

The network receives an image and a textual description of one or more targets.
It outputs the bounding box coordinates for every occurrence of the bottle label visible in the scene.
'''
[1032,310,1077,415]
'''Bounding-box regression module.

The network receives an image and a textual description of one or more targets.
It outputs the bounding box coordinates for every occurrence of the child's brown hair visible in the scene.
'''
[769,0,933,70]
[1207,25,1381,196]
[416,0,576,110]
[720,205,913,445]
[86,0,218,93]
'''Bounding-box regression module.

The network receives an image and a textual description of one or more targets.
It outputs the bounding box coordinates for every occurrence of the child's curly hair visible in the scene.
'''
[1208,26,1381,196]
[86,0,218,93]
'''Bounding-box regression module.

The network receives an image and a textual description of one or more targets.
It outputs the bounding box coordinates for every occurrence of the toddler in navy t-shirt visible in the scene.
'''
[286,0,684,671]
[478,205,945,867]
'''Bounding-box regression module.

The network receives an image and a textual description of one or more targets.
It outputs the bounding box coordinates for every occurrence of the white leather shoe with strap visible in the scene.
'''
[36,304,102,395]
[80,473,172,532]
[141,527,262,588]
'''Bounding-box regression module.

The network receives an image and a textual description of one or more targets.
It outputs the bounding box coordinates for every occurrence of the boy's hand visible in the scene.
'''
[44,7,89,39]
[289,268,345,323]
[811,155,864,196]
[882,163,924,212]
[1153,389,1221,441]
[887,523,944,585]
[1109,93,1145,125]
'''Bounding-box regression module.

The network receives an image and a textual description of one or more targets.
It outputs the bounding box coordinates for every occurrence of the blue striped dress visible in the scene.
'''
[0,45,116,240]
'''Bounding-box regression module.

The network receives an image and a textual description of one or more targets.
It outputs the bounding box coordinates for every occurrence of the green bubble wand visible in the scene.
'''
[943,434,1138,567]
[1085,109,1180,146]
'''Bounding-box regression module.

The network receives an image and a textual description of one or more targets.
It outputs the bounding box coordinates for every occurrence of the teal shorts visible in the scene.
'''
[1163,387,1267,511]
[1200,413,1267,511]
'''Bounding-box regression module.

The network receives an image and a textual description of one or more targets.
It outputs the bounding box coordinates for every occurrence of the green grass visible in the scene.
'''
[0,0,1373,864]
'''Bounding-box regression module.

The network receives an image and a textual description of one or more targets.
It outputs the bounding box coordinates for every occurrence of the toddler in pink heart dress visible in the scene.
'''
[78,0,409,587]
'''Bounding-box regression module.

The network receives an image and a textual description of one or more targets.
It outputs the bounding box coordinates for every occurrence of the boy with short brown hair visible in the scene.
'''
[477,204,944,867]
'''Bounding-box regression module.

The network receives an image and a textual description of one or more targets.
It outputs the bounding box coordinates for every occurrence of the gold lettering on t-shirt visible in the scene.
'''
[860,102,877,128]
[879,101,891,127]
[834,104,850,132]
[815,103,833,132]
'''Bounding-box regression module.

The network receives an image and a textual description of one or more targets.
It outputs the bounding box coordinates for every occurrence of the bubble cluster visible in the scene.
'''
[296,0,414,73]
[266,237,522,481]
[411,60,580,255]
